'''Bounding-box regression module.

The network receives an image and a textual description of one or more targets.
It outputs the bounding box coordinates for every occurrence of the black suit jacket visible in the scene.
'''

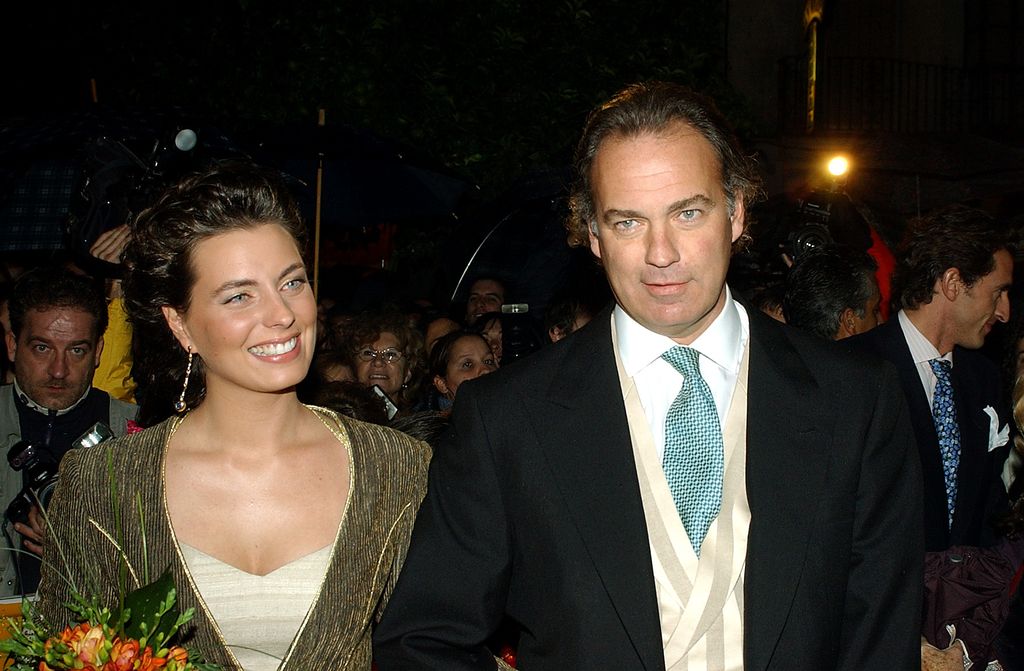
[375,307,923,670]
[852,316,1009,551]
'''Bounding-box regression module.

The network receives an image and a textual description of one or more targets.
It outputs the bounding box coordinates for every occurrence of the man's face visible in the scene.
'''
[6,307,103,410]
[588,124,743,344]
[466,279,505,324]
[951,248,1013,349]
[847,280,883,337]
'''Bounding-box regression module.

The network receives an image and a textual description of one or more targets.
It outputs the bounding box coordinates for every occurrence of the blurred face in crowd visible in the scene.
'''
[434,334,497,401]
[947,249,1012,350]
[163,223,316,398]
[425,317,460,354]
[588,123,743,345]
[354,331,411,397]
[466,279,505,325]
[1016,336,1024,380]
[321,361,355,383]
[838,279,882,339]
[479,316,503,363]
[7,307,103,410]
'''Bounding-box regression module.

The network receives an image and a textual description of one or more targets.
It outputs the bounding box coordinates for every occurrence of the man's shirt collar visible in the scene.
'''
[897,310,951,365]
[615,287,745,377]
[13,380,92,416]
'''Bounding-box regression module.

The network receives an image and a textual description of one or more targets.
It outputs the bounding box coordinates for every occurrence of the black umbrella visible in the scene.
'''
[247,122,471,229]
[0,106,238,253]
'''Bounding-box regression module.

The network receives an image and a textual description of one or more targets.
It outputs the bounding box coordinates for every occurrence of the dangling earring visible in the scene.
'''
[175,349,193,413]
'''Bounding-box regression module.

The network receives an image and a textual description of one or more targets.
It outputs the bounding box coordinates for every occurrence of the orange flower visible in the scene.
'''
[135,646,168,671]
[75,625,106,665]
[164,646,190,670]
[48,622,108,666]
[103,638,140,671]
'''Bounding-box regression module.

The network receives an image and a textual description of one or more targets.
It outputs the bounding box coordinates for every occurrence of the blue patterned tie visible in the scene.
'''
[929,358,960,529]
[662,346,724,556]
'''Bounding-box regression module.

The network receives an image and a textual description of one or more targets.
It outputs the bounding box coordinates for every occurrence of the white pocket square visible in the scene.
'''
[983,405,1009,452]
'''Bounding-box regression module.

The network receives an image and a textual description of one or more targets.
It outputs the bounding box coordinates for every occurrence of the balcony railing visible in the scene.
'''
[778,56,1024,134]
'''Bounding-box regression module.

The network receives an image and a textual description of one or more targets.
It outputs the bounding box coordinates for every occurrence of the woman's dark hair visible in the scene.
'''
[428,330,489,381]
[390,410,450,449]
[343,311,424,410]
[123,160,306,425]
[306,380,389,426]
[472,311,544,363]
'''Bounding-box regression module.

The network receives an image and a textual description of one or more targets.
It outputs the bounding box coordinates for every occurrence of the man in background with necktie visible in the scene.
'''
[375,82,923,670]
[853,206,1013,552]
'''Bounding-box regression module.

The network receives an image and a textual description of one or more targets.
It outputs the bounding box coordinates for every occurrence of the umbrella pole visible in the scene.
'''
[313,108,326,301]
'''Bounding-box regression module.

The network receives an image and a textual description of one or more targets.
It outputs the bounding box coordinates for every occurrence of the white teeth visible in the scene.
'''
[248,337,297,357]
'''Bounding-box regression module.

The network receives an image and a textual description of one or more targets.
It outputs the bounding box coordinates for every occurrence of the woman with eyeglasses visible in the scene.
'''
[346,312,424,414]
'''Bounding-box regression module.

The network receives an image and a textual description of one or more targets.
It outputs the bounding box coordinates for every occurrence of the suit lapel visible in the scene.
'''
[535,312,665,671]
[949,349,993,541]
[868,319,955,548]
[743,316,830,671]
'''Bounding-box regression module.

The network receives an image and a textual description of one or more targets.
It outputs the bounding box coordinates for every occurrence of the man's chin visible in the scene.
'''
[34,392,76,412]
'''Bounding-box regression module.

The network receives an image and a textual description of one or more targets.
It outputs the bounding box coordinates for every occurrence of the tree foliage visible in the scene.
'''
[9,0,750,195]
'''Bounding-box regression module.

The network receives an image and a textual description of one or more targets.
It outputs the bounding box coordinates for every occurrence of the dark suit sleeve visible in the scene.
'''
[838,363,924,670]
[374,386,509,670]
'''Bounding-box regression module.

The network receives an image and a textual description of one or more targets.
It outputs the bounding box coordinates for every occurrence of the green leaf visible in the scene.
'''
[122,567,179,643]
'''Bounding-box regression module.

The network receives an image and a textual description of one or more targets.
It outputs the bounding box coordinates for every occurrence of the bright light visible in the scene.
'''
[827,155,849,177]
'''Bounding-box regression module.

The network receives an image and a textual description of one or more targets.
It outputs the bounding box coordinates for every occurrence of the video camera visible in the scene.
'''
[4,422,114,525]
[785,191,872,262]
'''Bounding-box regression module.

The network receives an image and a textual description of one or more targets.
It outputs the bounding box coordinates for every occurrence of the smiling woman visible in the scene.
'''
[34,161,431,671]
[344,312,424,414]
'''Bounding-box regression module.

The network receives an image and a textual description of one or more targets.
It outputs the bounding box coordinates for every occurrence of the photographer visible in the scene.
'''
[0,268,136,596]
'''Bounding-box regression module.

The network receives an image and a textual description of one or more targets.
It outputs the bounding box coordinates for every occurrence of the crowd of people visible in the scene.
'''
[0,80,1021,670]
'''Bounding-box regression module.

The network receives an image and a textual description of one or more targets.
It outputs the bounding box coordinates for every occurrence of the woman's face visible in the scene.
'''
[434,335,497,400]
[354,331,410,397]
[164,223,316,398]
[480,317,503,363]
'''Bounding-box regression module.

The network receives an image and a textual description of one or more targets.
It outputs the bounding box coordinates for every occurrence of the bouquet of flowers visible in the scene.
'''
[1,446,221,671]
[1,568,218,671]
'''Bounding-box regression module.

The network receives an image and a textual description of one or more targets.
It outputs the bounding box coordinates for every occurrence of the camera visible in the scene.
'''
[785,191,872,263]
[4,422,114,525]
[786,198,835,261]
[4,441,59,526]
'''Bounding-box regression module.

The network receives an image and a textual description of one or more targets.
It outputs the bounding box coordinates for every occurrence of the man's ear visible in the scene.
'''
[588,220,602,260]
[730,196,746,244]
[93,336,105,369]
[5,330,16,364]
[938,268,963,302]
[161,306,192,352]
[837,307,857,339]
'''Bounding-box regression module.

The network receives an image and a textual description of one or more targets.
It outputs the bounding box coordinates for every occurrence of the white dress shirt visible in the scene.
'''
[615,287,750,460]
[897,310,953,406]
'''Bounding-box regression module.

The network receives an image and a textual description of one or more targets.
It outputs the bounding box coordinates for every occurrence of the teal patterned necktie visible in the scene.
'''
[661,346,724,556]
[929,358,960,529]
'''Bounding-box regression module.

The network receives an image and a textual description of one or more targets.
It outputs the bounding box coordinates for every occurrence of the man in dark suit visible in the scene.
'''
[852,207,1013,552]
[374,82,923,670]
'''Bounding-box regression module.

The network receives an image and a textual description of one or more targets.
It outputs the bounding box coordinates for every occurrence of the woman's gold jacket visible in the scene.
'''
[37,406,431,670]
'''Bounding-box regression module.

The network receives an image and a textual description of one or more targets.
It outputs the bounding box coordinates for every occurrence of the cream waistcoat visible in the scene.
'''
[613,320,751,671]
